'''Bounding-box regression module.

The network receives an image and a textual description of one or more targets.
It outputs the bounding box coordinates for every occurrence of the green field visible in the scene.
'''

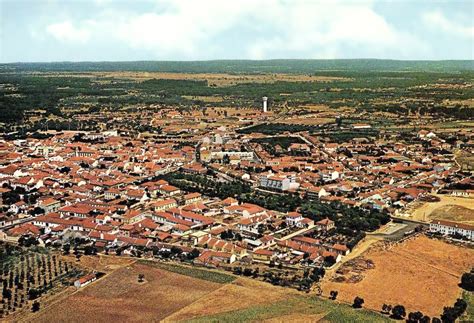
[138,260,236,284]
[188,295,393,322]
[461,291,474,323]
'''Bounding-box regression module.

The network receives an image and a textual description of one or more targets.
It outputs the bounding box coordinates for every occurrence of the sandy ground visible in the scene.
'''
[321,235,474,317]
[404,194,474,224]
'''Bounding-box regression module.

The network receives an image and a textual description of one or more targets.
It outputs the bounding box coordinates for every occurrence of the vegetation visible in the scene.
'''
[460,269,474,291]
[239,123,319,135]
[0,243,82,319]
[461,290,474,322]
[139,260,236,284]
[188,294,391,322]
[1,60,473,126]
[3,59,473,73]
[163,171,390,233]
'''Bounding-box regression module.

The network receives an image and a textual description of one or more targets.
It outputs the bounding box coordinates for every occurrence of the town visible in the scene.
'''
[0,61,473,322]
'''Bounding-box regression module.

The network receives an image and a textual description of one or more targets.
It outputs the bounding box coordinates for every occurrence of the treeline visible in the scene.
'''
[161,172,251,198]
[2,59,473,73]
[239,123,319,135]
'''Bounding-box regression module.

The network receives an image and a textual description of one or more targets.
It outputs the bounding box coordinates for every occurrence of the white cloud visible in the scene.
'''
[422,10,474,39]
[42,0,429,59]
[46,21,91,43]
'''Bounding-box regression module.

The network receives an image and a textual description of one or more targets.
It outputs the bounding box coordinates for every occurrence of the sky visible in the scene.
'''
[0,0,473,63]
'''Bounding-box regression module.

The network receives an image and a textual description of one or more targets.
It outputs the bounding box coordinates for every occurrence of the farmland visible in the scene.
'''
[183,294,392,323]
[0,243,85,321]
[19,256,393,323]
[32,261,223,322]
[321,235,474,317]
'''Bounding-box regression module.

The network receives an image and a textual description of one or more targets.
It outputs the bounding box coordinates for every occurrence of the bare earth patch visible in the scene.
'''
[31,262,221,323]
[405,194,474,224]
[321,235,474,317]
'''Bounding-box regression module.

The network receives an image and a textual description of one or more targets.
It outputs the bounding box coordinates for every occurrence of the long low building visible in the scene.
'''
[429,219,474,241]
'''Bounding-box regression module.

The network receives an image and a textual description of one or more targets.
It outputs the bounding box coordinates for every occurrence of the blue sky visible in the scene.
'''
[0,0,473,62]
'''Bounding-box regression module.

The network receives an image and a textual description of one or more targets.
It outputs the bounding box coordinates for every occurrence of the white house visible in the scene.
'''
[430,219,474,240]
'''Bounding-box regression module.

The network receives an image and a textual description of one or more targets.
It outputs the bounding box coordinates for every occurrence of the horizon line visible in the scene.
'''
[1,58,474,65]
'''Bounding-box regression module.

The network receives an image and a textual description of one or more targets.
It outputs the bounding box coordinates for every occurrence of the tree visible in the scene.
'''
[420,315,430,323]
[243,268,253,277]
[323,255,336,267]
[170,246,183,256]
[432,318,441,323]
[352,296,364,309]
[28,288,40,300]
[138,274,145,283]
[84,245,97,255]
[382,304,392,314]
[62,244,70,255]
[407,311,423,322]
[391,305,406,320]
[460,271,474,291]
[440,298,468,322]
[454,298,467,315]
[188,248,200,260]
[31,301,40,312]
[329,290,338,300]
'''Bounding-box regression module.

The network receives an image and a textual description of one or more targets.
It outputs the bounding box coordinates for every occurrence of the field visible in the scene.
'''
[31,261,223,322]
[321,235,474,317]
[404,194,474,224]
[183,294,391,323]
[164,276,297,321]
[18,255,395,322]
[461,291,474,322]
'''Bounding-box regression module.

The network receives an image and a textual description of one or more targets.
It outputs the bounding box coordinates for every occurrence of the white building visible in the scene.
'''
[430,219,474,240]
[259,174,297,191]
[205,151,254,162]
[262,96,268,113]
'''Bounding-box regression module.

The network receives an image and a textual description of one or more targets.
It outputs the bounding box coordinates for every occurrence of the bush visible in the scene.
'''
[391,305,406,320]
[352,296,364,308]
[31,301,40,312]
[460,271,474,291]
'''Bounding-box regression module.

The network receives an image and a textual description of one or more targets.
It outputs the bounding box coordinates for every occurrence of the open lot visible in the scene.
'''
[321,235,474,317]
[404,194,474,224]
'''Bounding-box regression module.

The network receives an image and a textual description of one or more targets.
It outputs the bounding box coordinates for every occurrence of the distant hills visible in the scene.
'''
[1,59,473,74]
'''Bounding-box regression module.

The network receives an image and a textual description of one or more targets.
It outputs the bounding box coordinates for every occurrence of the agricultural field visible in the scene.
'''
[321,235,474,317]
[182,294,391,323]
[32,261,224,322]
[461,291,474,322]
[18,255,392,323]
[0,243,85,321]
[403,194,474,224]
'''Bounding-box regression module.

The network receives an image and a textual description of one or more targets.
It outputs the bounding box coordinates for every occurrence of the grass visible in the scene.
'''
[138,260,236,284]
[461,291,474,323]
[186,295,392,322]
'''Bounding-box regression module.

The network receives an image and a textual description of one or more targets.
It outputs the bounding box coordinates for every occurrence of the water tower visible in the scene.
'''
[262,96,268,113]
